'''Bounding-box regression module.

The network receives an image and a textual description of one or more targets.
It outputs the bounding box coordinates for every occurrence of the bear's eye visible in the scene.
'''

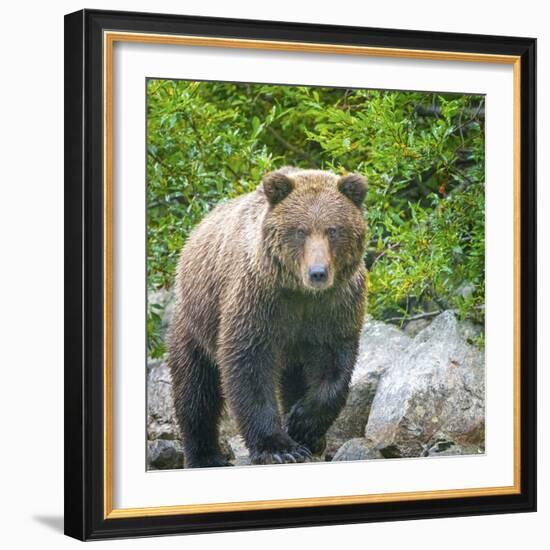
[295,228,307,239]
[327,227,338,240]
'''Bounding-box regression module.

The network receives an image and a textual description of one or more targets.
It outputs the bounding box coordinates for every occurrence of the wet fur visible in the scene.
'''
[167,168,367,467]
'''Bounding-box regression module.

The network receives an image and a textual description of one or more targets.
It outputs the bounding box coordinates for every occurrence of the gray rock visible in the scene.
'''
[332,438,384,462]
[364,311,485,458]
[351,317,412,384]
[147,439,184,470]
[325,374,377,459]
[228,435,251,466]
[148,287,175,332]
[147,359,179,440]
[427,439,484,457]
[325,318,411,458]
[403,317,432,337]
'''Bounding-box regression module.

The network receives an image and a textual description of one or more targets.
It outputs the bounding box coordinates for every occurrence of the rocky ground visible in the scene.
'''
[147,292,485,469]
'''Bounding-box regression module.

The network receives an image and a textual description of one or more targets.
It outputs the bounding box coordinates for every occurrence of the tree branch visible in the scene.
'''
[265,126,314,162]
[370,241,401,266]
[384,310,443,324]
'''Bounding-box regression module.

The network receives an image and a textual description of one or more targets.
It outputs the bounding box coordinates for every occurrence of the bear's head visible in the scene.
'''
[261,168,367,292]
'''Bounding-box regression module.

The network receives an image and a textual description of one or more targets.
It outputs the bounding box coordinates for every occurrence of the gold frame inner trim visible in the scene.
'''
[103,30,522,520]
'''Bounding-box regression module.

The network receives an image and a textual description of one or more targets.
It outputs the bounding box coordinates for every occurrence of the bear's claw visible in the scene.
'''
[250,445,312,465]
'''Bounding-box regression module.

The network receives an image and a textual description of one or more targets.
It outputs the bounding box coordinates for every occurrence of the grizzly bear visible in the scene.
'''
[167,167,367,467]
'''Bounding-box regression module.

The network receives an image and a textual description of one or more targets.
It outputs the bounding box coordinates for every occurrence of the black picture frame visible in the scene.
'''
[64,8,537,541]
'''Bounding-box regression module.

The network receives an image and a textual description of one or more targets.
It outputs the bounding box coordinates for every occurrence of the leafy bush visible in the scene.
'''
[147,79,485,358]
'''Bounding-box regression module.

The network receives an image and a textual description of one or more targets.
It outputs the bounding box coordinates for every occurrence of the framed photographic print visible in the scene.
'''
[64,9,537,541]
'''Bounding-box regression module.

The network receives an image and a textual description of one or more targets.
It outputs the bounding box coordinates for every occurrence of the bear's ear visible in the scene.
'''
[337,173,367,208]
[262,171,295,206]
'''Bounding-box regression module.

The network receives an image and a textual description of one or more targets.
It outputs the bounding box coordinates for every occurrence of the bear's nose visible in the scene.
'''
[309,265,328,285]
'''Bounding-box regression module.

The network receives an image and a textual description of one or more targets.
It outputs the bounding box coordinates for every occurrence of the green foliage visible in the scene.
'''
[147,79,485,357]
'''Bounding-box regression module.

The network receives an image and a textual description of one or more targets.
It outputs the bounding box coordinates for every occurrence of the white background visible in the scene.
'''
[114,43,514,508]
[0,0,546,548]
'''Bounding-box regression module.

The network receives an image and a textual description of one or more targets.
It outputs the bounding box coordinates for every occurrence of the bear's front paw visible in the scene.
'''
[285,401,324,455]
[249,431,312,465]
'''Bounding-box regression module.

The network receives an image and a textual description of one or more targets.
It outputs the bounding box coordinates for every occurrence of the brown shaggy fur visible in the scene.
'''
[167,167,367,467]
